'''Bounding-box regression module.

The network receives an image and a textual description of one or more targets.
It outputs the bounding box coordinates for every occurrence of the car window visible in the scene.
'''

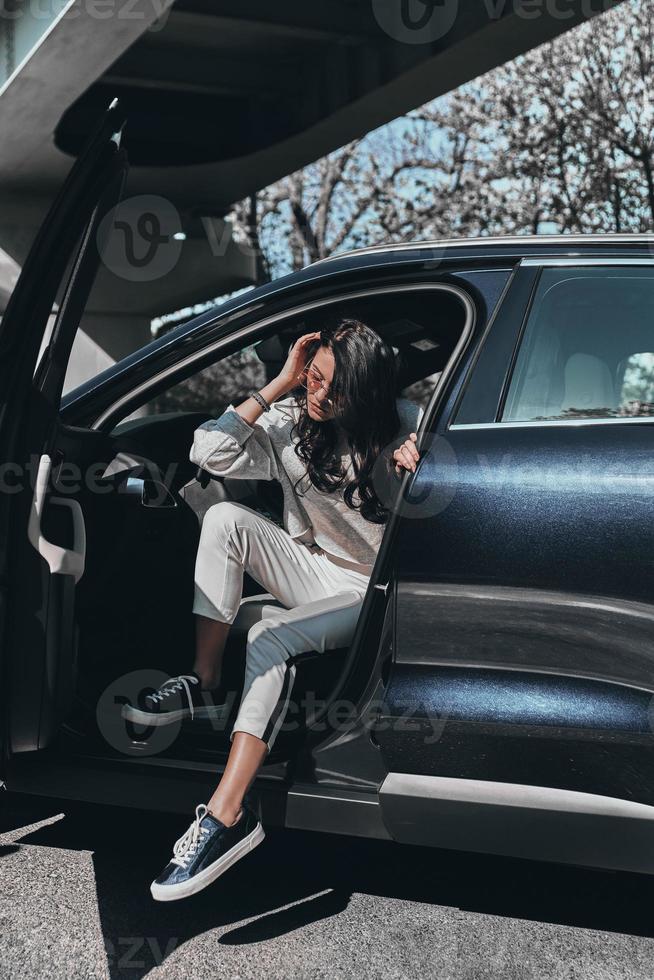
[122,344,267,422]
[502,267,654,422]
[122,345,438,423]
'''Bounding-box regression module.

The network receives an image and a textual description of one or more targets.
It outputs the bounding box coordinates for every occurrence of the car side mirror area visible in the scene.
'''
[141,478,178,509]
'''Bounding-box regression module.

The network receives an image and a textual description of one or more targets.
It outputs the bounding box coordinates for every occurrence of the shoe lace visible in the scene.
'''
[171,804,211,869]
[146,674,199,719]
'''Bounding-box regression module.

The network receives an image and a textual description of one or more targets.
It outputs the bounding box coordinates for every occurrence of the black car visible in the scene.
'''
[3,101,654,876]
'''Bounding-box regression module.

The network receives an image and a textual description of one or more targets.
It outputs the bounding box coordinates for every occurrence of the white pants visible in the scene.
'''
[192,501,372,750]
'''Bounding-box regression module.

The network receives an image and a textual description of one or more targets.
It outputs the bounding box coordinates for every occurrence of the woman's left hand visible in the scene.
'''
[393,433,420,474]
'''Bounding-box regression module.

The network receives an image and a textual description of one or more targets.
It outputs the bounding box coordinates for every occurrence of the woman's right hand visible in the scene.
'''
[275,332,321,394]
[393,433,421,474]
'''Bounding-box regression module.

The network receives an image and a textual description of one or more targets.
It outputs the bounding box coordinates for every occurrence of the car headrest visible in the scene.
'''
[254,332,443,392]
[395,342,444,389]
[561,353,615,415]
[254,334,287,368]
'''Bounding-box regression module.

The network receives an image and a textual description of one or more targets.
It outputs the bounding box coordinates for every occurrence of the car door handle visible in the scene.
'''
[27,453,86,583]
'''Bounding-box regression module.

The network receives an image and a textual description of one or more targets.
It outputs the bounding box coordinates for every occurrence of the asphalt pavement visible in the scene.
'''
[2,792,654,979]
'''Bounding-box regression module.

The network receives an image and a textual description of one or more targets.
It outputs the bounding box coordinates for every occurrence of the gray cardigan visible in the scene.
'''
[189,395,424,566]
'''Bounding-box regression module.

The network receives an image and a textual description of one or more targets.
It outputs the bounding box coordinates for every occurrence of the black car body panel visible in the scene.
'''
[375,255,654,846]
[377,664,654,804]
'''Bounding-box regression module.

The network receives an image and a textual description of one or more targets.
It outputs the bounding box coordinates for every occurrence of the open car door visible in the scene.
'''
[0,98,128,764]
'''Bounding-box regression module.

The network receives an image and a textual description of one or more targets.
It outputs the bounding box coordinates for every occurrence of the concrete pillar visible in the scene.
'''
[64,313,152,396]
[1,203,257,413]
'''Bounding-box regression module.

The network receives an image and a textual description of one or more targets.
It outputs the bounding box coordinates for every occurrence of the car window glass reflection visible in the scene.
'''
[503,268,654,422]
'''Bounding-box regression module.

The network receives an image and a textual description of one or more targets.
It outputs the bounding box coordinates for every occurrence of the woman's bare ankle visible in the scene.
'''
[207,800,242,827]
[193,668,221,691]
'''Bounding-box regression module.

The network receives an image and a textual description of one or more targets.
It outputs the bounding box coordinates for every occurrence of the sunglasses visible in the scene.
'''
[299,360,334,405]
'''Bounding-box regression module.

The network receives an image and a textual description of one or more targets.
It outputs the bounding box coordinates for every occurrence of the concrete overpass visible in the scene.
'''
[0,0,621,388]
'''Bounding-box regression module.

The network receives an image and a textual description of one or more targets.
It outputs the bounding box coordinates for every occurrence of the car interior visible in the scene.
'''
[503,275,654,422]
[61,287,468,761]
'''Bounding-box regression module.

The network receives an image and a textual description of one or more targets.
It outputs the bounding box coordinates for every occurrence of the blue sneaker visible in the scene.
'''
[121,673,231,727]
[150,803,265,901]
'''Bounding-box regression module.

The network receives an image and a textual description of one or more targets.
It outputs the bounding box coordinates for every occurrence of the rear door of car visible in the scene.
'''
[376,257,654,873]
[0,99,128,763]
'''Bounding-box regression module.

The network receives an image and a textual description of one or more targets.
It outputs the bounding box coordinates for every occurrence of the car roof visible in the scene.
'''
[62,231,654,418]
[309,233,654,267]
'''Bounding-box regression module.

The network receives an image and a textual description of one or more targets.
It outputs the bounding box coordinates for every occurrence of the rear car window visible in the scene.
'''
[502,267,654,422]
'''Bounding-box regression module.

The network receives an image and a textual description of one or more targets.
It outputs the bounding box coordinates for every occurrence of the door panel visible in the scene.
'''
[69,449,198,722]
[0,99,128,758]
[379,422,654,806]
[379,662,654,803]
[377,263,654,830]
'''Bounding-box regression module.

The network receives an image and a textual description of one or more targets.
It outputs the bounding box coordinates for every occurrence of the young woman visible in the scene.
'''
[125,315,423,901]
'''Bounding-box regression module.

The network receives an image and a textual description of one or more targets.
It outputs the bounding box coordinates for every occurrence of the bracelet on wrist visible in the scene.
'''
[250,389,271,412]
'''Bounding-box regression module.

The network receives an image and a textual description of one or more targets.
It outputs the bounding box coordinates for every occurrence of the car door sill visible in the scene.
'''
[6,752,389,839]
[380,773,654,874]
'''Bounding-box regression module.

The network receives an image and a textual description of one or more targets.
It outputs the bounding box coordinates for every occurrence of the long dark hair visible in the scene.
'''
[291,314,401,524]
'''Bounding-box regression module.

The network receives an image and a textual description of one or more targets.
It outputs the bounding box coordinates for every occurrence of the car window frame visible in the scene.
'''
[451,257,654,431]
[89,279,478,434]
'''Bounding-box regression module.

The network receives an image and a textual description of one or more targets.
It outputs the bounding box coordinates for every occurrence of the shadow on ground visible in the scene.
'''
[2,793,654,977]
